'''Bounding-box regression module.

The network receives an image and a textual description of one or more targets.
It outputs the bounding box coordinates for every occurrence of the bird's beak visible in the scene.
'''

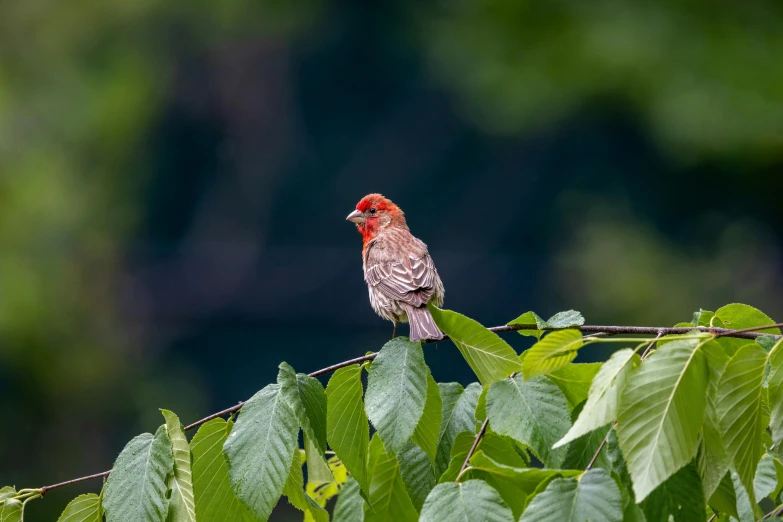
[346,209,365,224]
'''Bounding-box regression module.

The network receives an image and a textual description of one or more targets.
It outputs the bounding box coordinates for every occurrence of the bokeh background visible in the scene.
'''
[2,0,783,519]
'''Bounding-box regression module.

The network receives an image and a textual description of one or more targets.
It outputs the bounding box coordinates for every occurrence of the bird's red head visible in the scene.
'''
[346,193,407,245]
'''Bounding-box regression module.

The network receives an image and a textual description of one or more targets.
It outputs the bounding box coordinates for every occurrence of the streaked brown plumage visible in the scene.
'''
[346,194,445,341]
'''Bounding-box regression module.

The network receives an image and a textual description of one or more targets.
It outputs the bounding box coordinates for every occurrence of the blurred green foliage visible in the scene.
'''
[421,0,783,155]
[552,202,782,325]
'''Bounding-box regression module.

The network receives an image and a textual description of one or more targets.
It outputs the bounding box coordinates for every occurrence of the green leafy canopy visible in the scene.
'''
[33,303,783,522]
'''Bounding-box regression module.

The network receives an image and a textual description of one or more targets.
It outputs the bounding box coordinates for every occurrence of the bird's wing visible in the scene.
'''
[365,246,436,308]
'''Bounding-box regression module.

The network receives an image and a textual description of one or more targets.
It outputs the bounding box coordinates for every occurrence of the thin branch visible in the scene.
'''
[712,322,783,338]
[40,471,110,497]
[586,423,615,472]
[493,323,783,340]
[458,370,521,480]
[762,502,783,519]
[183,403,245,431]
[36,321,781,494]
[458,419,489,480]
[181,353,379,431]
[641,330,666,360]
[585,433,610,472]
[308,353,377,377]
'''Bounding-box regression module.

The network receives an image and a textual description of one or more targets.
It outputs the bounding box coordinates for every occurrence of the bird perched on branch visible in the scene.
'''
[346,194,445,341]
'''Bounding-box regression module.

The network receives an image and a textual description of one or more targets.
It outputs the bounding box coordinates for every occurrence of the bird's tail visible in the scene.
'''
[404,304,445,342]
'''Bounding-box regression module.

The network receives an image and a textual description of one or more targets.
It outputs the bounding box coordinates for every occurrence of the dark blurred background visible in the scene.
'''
[1,0,782,519]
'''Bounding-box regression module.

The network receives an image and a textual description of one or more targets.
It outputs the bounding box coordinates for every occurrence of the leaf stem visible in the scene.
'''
[585,422,616,471]
[641,331,666,360]
[458,419,489,481]
[762,502,783,519]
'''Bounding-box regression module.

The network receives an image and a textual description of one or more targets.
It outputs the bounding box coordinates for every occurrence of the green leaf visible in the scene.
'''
[327,365,370,493]
[449,431,480,460]
[523,474,560,509]
[412,372,442,463]
[769,339,783,445]
[429,305,521,385]
[714,303,781,354]
[452,432,529,469]
[693,309,715,327]
[555,349,638,448]
[282,448,329,522]
[191,418,253,522]
[487,375,571,467]
[364,436,418,522]
[476,386,488,422]
[0,487,15,502]
[397,441,436,510]
[605,429,634,501]
[708,472,738,519]
[468,452,579,491]
[714,303,780,335]
[509,310,585,340]
[304,434,333,484]
[419,480,514,522]
[304,463,341,509]
[731,470,764,522]
[699,340,731,500]
[522,330,584,378]
[547,362,602,409]
[160,410,196,522]
[103,426,173,522]
[519,468,623,522]
[562,420,610,471]
[640,463,704,522]
[365,338,429,454]
[459,449,534,518]
[757,335,778,352]
[716,343,768,499]
[278,362,328,455]
[0,498,22,522]
[437,450,469,483]
[615,338,707,501]
[468,471,528,520]
[509,311,547,339]
[223,383,299,521]
[544,310,586,329]
[435,382,481,476]
[333,477,365,522]
[774,457,783,500]
[57,494,104,522]
[622,503,647,522]
[754,454,778,501]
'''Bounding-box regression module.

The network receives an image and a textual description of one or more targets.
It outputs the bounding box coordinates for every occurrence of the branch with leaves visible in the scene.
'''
[3,303,783,522]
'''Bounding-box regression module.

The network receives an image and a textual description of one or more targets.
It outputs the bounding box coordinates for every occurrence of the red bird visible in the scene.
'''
[346,194,445,341]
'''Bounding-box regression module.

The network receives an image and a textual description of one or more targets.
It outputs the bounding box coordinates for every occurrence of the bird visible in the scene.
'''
[346,194,445,341]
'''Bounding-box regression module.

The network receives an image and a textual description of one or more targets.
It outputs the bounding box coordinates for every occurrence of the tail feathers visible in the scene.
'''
[404,304,444,341]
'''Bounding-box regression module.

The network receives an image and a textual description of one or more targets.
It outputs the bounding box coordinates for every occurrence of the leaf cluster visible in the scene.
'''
[4,303,783,521]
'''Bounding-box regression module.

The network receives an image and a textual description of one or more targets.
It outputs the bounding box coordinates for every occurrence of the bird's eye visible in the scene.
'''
[369,208,377,214]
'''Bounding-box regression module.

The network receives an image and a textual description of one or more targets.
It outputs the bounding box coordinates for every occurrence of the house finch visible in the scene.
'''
[346,194,445,341]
